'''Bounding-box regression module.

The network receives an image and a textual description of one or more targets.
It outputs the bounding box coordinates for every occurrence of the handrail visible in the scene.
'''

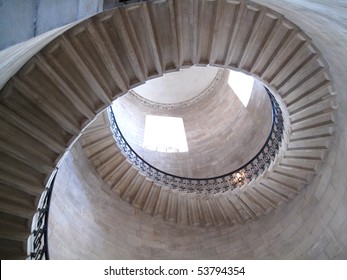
[108,87,284,195]
[27,169,57,260]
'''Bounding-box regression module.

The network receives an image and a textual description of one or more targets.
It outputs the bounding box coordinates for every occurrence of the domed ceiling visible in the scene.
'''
[133,66,220,104]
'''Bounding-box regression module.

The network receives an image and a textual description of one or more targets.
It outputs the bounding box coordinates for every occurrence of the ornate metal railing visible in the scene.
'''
[27,170,57,260]
[108,88,284,195]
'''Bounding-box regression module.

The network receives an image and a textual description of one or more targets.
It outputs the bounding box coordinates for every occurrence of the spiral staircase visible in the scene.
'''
[0,0,336,259]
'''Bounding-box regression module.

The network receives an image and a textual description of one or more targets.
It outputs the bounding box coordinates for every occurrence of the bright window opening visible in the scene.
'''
[228,70,254,107]
[143,115,188,153]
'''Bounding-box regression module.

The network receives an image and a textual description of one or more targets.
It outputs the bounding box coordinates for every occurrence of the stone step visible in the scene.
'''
[112,167,139,195]
[0,138,55,175]
[279,60,323,98]
[243,189,269,214]
[154,189,170,219]
[253,18,295,77]
[187,195,201,226]
[143,184,160,215]
[0,201,36,220]
[80,127,113,146]
[0,227,31,242]
[0,154,46,193]
[93,147,125,176]
[35,54,95,120]
[261,25,300,81]
[0,171,43,197]
[213,198,230,226]
[103,158,131,184]
[266,172,304,193]
[81,134,115,154]
[60,35,112,106]
[269,38,309,86]
[238,191,263,218]
[0,212,30,232]
[227,196,250,222]
[279,158,319,172]
[131,179,153,209]
[85,21,128,94]
[177,193,189,225]
[224,196,245,225]
[197,198,214,226]
[146,0,178,71]
[109,9,147,84]
[290,96,336,123]
[238,6,267,70]
[121,175,146,203]
[290,125,334,142]
[165,191,178,223]
[89,142,122,164]
[0,93,67,153]
[254,184,281,208]
[274,165,312,183]
[287,82,334,114]
[291,112,334,132]
[0,239,26,260]
[0,185,36,209]
[284,149,326,160]
[12,73,81,135]
[287,137,331,151]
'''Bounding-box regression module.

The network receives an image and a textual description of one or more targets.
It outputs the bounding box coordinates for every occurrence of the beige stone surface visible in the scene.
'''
[48,141,345,259]
[113,70,272,178]
[133,66,220,104]
[50,0,347,259]
[0,0,344,259]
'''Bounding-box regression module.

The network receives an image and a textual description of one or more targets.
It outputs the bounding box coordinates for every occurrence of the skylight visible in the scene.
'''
[143,115,188,153]
[228,70,254,107]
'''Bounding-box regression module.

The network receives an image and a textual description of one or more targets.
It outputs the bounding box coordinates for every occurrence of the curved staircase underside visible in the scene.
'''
[0,0,336,259]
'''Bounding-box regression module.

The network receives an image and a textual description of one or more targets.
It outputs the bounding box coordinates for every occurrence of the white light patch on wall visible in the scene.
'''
[228,70,254,107]
[143,115,188,153]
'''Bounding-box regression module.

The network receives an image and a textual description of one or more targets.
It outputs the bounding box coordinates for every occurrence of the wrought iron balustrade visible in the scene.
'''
[108,88,284,195]
[27,170,57,260]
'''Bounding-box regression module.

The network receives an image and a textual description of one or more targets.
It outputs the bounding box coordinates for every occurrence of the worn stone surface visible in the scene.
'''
[0,0,345,259]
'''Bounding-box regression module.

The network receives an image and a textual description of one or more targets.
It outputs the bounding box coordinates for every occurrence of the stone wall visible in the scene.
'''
[113,71,272,178]
[48,139,346,259]
[255,0,347,260]
[1,0,346,260]
[47,0,347,260]
[0,0,103,50]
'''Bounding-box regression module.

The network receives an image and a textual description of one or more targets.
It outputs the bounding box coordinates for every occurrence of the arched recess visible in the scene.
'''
[0,0,336,259]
